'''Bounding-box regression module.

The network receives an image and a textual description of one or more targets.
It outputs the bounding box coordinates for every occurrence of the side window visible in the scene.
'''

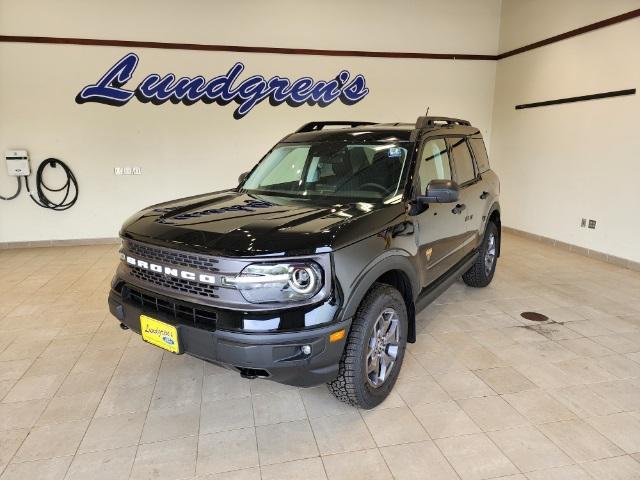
[449,137,476,185]
[418,138,451,191]
[469,136,490,173]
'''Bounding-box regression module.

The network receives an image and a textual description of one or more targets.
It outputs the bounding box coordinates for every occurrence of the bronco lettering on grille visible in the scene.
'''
[120,253,216,285]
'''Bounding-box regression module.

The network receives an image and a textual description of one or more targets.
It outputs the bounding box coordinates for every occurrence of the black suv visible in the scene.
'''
[108,115,501,408]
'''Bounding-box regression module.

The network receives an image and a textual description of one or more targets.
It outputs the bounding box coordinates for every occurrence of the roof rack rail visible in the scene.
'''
[295,121,377,133]
[415,116,471,128]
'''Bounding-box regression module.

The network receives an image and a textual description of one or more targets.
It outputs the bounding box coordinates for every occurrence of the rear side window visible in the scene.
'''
[449,137,476,185]
[469,137,490,173]
[418,138,451,191]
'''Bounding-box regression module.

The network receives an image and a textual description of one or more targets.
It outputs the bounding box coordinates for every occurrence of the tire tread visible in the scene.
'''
[462,221,498,288]
[327,283,405,407]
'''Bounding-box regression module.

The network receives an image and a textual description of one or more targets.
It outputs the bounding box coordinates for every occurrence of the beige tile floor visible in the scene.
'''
[0,232,639,480]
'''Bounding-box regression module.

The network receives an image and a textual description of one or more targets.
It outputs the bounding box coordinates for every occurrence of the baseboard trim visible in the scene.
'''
[503,226,640,272]
[0,237,120,250]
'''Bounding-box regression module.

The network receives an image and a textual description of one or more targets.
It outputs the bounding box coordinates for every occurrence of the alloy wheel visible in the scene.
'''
[485,233,496,275]
[365,307,400,387]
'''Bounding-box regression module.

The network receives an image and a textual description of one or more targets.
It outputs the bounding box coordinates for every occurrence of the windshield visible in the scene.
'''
[242,141,412,201]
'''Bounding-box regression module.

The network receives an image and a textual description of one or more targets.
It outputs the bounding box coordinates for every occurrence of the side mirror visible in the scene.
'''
[420,179,459,203]
[238,172,249,184]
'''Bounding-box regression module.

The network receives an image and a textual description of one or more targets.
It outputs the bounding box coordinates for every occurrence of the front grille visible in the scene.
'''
[124,286,217,330]
[129,265,219,298]
[127,240,220,271]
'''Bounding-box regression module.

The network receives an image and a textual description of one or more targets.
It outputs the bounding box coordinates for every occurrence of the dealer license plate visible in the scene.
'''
[140,315,180,354]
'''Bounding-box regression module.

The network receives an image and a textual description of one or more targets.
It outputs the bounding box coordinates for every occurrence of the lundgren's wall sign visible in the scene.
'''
[76,53,369,119]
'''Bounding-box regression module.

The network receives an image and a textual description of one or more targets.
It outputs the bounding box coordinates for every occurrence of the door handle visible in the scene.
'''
[452,204,466,214]
[480,191,489,199]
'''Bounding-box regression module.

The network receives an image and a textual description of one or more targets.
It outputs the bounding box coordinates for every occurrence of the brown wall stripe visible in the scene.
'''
[0,35,496,60]
[515,88,636,110]
[0,8,639,61]
[496,7,640,59]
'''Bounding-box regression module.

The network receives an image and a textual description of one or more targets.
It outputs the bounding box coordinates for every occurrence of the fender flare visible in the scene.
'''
[340,252,420,340]
[485,201,501,255]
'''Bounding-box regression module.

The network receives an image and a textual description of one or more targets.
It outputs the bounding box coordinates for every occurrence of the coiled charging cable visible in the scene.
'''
[1,158,78,208]
[24,158,79,211]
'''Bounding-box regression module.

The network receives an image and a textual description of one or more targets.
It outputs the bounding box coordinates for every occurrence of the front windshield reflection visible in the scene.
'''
[242,142,411,202]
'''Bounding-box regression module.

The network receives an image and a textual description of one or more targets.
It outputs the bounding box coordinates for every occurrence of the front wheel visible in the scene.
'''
[327,283,408,409]
[462,221,499,288]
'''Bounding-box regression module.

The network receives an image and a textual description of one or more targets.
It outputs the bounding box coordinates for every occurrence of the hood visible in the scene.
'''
[121,190,406,256]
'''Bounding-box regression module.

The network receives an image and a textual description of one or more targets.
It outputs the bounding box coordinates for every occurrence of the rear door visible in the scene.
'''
[413,137,468,285]
[448,136,485,254]
[468,134,498,230]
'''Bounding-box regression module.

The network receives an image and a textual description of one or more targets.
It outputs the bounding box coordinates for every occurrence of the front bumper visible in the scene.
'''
[108,284,350,387]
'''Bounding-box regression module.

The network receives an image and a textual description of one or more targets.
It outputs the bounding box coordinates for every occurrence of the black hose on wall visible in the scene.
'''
[24,158,79,211]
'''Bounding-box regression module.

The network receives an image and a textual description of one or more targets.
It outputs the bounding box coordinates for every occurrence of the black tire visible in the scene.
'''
[462,221,499,288]
[327,283,408,409]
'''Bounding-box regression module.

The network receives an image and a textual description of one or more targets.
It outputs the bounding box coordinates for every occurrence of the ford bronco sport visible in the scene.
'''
[108,115,501,408]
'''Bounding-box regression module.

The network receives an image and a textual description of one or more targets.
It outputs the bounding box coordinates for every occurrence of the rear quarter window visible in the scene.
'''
[449,137,476,185]
[470,137,490,173]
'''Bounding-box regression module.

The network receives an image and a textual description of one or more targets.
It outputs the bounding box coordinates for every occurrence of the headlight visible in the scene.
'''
[225,262,323,303]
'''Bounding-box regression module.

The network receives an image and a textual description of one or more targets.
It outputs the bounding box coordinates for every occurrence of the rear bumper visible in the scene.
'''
[108,286,350,387]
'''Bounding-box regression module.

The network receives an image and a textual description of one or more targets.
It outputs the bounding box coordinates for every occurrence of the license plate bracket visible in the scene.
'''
[140,315,181,354]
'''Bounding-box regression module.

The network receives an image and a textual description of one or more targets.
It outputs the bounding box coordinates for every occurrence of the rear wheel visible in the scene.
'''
[462,221,499,287]
[327,283,408,409]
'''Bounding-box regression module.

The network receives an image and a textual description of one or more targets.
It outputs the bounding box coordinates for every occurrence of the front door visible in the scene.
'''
[413,137,469,288]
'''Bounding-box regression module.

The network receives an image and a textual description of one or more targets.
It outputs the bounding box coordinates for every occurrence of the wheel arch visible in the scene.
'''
[341,255,419,344]
[486,202,501,257]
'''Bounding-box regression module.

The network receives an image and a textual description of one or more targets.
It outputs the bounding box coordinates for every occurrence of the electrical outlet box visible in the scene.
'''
[5,150,30,176]
[588,219,597,229]
[115,166,141,175]
[580,218,587,228]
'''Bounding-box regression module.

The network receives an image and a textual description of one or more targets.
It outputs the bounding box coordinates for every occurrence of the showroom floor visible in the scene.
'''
[0,233,639,480]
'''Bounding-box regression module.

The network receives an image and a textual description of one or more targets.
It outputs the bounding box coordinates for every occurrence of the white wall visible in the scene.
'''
[491,0,640,263]
[0,0,501,243]
[0,0,502,54]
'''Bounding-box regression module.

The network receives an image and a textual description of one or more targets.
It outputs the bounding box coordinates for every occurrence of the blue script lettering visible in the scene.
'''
[76,53,138,106]
[76,53,369,118]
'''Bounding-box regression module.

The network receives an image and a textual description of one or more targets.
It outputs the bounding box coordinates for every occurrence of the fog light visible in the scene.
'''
[301,345,312,355]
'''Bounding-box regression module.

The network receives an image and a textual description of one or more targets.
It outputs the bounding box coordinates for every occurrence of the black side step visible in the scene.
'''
[414,250,478,315]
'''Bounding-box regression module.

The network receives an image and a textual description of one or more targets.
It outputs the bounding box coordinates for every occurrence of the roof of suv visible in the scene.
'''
[282,118,481,143]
